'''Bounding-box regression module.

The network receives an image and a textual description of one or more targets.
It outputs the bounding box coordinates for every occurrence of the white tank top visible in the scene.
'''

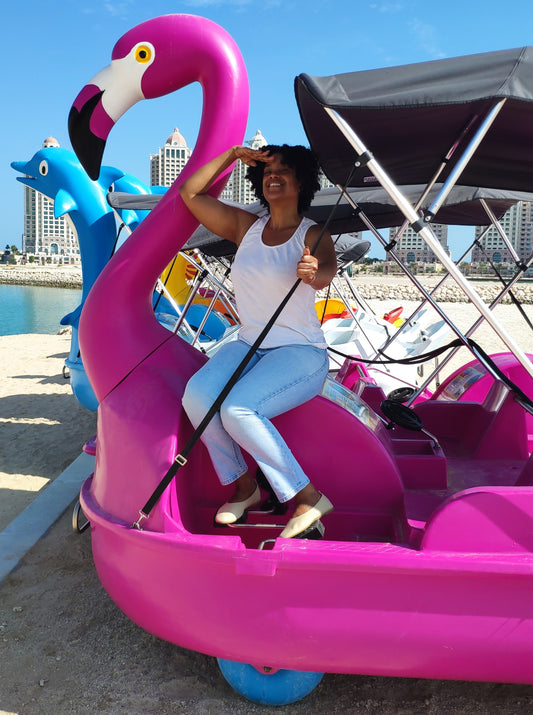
[231,215,327,349]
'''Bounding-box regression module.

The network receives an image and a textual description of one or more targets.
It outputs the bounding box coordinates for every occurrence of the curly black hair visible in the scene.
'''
[245,144,321,213]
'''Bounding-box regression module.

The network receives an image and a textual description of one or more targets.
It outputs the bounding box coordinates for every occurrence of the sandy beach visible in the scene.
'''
[0,333,96,532]
[2,299,533,714]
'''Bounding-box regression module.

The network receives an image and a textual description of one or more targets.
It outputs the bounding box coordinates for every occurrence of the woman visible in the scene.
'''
[179,144,337,538]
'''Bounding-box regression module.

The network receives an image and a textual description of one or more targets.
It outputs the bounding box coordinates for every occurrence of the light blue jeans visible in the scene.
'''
[182,339,329,503]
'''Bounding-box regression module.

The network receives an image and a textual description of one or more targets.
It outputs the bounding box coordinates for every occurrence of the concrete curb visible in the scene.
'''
[0,452,94,584]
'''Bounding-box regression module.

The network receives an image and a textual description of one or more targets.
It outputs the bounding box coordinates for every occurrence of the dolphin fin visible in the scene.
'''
[54,189,78,218]
[100,165,126,191]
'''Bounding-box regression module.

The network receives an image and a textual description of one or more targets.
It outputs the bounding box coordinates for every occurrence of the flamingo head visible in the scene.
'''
[69,14,245,180]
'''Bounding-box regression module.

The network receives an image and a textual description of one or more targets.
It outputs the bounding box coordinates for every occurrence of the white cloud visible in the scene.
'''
[181,0,252,7]
[369,2,405,12]
[80,1,134,18]
[408,18,446,59]
[103,1,135,16]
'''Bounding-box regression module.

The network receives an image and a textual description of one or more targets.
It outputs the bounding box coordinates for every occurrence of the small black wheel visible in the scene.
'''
[380,399,423,431]
[387,386,416,403]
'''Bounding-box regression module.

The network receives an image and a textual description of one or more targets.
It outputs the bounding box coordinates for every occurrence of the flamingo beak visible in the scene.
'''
[68,84,109,181]
[69,56,147,181]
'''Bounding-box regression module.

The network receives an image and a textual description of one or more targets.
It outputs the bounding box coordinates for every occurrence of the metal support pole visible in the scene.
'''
[424,100,507,219]
[479,199,523,267]
[410,251,533,402]
[325,107,533,381]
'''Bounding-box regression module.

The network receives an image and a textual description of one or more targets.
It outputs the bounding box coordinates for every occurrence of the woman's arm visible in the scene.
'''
[179,146,272,244]
[298,225,337,290]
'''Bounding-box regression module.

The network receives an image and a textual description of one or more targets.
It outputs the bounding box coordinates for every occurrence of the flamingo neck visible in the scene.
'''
[80,26,249,400]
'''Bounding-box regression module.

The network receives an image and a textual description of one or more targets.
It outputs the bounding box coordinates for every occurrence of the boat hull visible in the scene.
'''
[81,479,533,684]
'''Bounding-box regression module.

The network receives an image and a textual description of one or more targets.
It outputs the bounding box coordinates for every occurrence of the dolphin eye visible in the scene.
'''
[134,44,152,64]
[39,161,48,176]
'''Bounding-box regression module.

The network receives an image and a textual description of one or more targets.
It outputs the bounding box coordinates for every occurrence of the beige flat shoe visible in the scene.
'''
[215,484,261,525]
[280,494,334,538]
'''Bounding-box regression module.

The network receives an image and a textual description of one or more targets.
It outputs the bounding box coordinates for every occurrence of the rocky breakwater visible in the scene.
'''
[3,264,533,305]
[350,275,533,304]
[0,265,83,289]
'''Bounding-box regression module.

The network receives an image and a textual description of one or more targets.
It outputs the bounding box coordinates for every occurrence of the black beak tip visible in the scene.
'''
[68,101,106,182]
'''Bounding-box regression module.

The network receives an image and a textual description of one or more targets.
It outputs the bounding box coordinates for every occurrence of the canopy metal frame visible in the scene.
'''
[324,106,533,382]
[411,249,533,404]
[345,195,533,394]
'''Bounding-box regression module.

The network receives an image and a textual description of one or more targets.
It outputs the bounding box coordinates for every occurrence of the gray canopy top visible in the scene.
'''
[108,182,531,258]
[294,46,533,192]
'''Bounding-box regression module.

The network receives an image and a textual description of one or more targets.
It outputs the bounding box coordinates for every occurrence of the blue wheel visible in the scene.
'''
[217,657,324,705]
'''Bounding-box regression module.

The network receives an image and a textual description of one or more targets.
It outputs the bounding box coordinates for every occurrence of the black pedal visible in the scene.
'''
[293,520,325,540]
[258,496,288,515]
[256,468,288,515]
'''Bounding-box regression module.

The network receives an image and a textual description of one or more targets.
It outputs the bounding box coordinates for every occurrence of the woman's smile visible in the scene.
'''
[263,156,300,199]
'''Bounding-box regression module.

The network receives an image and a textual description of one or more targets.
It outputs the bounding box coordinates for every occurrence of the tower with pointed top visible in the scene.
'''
[230,129,268,204]
[149,128,192,187]
[149,127,270,205]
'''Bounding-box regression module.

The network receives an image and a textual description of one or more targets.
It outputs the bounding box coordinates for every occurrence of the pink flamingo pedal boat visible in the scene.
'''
[69,15,533,704]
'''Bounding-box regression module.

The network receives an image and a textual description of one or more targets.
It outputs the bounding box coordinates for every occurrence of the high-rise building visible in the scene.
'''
[230,129,269,204]
[147,128,350,230]
[389,222,449,264]
[150,128,192,187]
[472,201,533,265]
[20,137,80,262]
[149,127,267,204]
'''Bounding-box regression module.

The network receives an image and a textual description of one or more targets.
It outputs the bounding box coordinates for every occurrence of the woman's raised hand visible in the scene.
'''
[297,246,319,284]
[233,146,273,166]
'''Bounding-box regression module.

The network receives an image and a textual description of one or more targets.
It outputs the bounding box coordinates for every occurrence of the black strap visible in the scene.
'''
[135,219,341,524]
[328,337,533,408]
[327,338,465,365]
[133,166,360,526]
[136,273,304,525]
[153,252,180,312]
[110,222,126,261]
[467,339,533,409]
[318,283,333,324]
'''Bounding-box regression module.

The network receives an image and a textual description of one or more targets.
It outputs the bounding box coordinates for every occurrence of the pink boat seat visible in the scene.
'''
[174,387,412,545]
[414,380,530,460]
[93,335,413,544]
[273,392,410,542]
[420,487,533,552]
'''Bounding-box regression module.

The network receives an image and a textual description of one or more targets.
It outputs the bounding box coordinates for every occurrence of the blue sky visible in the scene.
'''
[4,0,533,258]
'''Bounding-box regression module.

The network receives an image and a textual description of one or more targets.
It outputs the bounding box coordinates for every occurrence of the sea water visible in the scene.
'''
[0,284,82,336]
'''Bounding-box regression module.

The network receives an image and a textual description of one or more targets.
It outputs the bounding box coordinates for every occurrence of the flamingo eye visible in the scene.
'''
[134,45,152,64]
[39,160,48,176]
